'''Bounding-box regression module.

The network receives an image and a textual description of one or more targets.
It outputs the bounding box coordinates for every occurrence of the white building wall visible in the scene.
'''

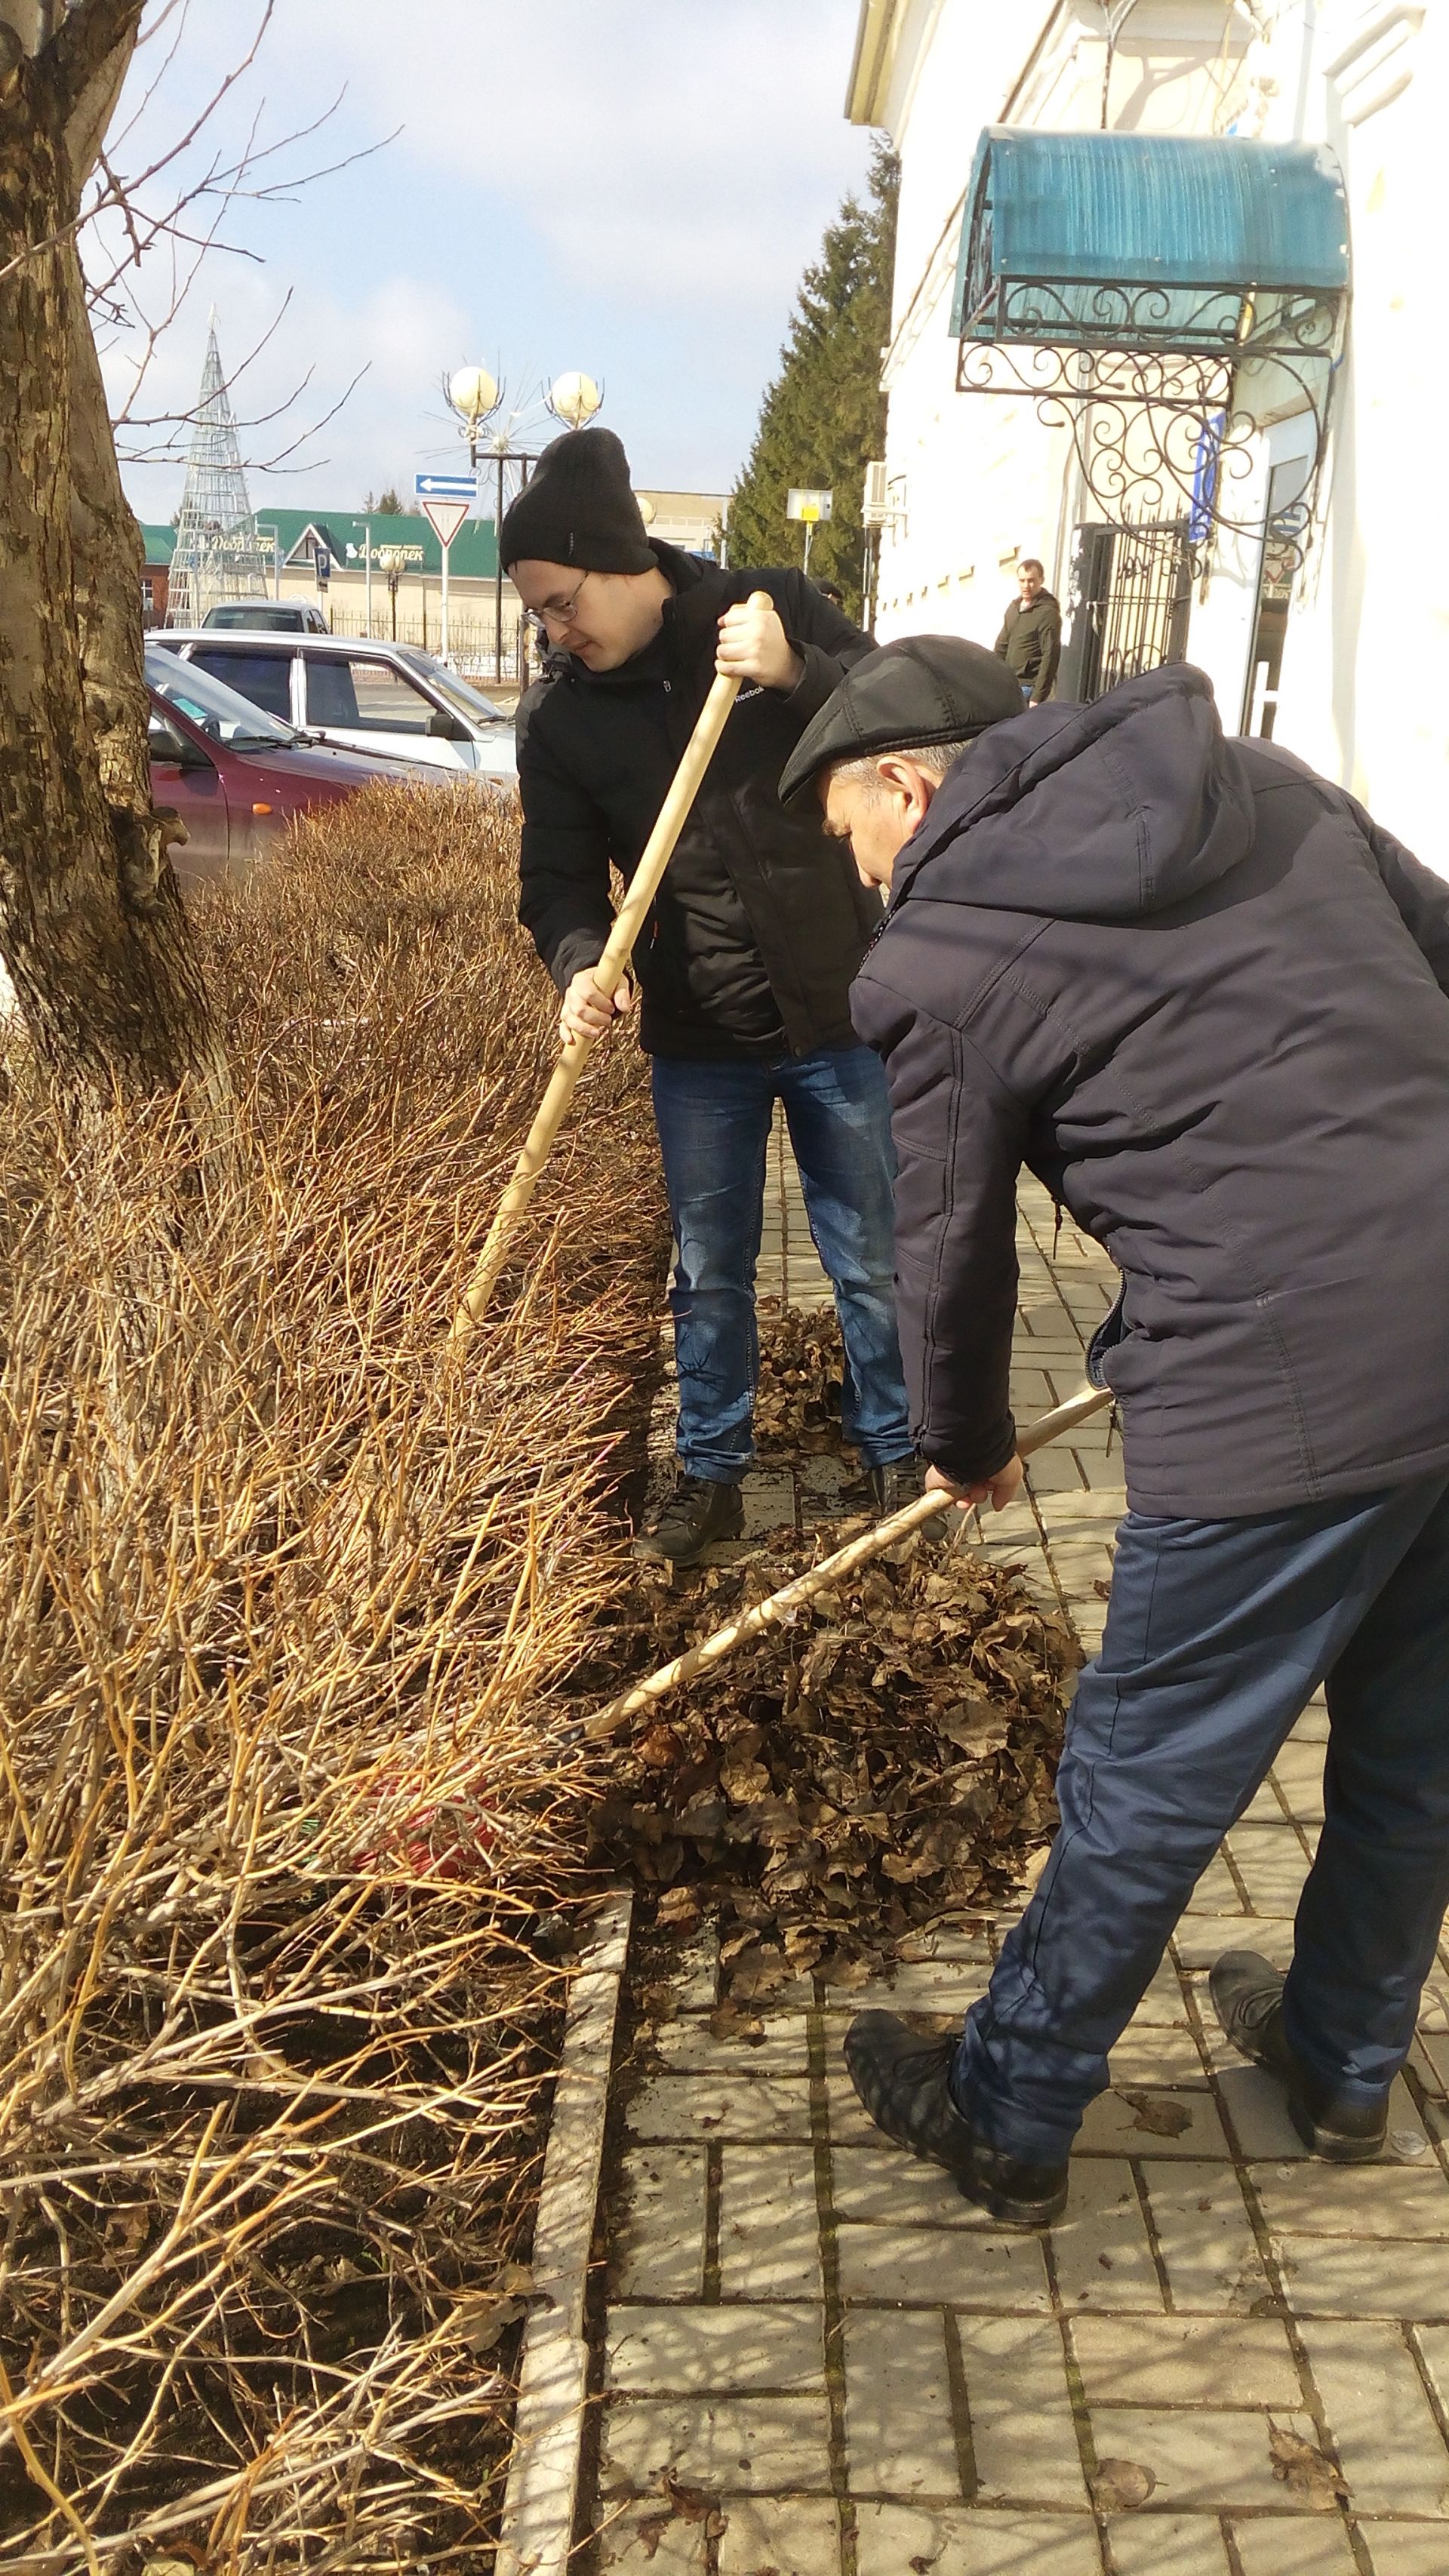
[856,0,1449,873]
[1247,2,1448,866]
[869,4,1252,647]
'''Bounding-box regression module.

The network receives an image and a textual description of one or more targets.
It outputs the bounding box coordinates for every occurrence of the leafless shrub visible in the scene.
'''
[0,781,668,2570]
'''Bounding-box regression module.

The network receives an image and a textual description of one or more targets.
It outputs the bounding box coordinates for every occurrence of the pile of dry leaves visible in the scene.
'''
[592,1525,1081,2001]
[752,1298,846,1452]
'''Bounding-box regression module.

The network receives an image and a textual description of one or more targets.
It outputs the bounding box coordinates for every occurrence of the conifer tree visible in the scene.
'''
[729,143,897,623]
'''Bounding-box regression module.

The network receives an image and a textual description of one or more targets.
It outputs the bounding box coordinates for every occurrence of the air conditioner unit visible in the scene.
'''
[863,460,889,526]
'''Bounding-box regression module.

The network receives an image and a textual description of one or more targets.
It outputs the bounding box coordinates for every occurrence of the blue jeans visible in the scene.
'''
[954,1471,1449,2162]
[650,1045,912,1481]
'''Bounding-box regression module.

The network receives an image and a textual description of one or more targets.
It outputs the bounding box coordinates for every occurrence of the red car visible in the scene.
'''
[146,645,415,885]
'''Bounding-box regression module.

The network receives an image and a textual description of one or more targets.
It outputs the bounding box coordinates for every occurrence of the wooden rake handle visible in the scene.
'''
[450,592,776,1339]
[583,1382,1113,1740]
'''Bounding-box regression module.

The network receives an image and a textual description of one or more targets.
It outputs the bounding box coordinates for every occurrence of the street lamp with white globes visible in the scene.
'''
[443,364,602,681]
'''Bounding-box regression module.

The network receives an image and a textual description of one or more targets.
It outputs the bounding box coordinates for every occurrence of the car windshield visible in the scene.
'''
[145,648,299,749]
[395,649,503,725]
[203,606,305,631]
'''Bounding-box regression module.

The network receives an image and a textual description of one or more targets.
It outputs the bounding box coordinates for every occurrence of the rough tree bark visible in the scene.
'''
[0,0,229,1122]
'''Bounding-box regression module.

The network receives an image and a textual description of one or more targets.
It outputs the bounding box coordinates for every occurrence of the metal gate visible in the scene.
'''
[1058,519,1193,703]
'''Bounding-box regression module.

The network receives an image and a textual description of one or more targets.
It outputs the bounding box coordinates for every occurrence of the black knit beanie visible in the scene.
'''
[499,426,655,574]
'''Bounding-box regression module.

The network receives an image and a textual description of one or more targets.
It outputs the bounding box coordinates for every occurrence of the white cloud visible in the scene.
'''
[215,0,874,310]
[101,0,878,516]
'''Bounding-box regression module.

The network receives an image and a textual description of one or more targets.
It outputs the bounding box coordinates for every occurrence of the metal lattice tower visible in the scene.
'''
[165,316,270,625]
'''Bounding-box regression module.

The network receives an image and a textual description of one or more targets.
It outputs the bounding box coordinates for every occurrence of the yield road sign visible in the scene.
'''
[421,496,470,549]
[415,472,476,500]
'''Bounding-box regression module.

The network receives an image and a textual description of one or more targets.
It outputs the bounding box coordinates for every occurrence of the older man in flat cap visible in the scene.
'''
[779,636,1449,2228]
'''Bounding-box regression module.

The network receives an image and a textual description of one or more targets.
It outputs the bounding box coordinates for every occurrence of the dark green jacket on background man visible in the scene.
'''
[995,589,1061,703]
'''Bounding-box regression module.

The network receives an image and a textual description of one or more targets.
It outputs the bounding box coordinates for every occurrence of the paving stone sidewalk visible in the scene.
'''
[593,1124,1449,2576]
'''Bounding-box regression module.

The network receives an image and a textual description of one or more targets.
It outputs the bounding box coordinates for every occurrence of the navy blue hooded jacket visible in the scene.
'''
[848,663,1449,1518]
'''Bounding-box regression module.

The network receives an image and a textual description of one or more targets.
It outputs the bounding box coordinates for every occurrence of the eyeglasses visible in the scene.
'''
[526,572,590,636]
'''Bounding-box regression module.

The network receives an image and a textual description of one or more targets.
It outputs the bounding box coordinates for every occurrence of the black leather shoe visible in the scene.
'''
[844,2010,1069,2227]
[846,1457,948,1539]
[1209,1949,1389,2162]
[635,1474,744,1566]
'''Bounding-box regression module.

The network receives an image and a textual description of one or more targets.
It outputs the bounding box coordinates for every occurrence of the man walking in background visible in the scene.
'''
[994,556,1060,704]
[505,426,919,1565]
[779,633,1449,2227]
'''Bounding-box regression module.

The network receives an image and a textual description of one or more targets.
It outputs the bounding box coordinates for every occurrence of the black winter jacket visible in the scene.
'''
[849,663,1449,1518]
[516,544,880,1057]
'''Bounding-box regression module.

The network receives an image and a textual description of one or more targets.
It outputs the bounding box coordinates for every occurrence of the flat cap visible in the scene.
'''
[779,633,1026,807]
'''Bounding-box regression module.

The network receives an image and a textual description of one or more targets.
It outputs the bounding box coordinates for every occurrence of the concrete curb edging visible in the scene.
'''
[495,1887,632,2576]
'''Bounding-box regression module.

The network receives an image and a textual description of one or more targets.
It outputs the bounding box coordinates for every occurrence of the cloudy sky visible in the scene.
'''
[99,0,878,527]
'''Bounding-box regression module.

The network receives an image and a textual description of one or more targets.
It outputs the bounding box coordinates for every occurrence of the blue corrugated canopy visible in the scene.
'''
[952,128,1349,353]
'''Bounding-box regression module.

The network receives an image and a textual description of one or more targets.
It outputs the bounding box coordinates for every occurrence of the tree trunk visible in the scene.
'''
[0,2,229,1126]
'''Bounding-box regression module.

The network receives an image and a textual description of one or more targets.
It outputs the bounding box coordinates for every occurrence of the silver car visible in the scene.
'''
[150,630,516,781]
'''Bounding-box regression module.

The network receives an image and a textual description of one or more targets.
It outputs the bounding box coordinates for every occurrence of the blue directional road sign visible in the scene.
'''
[414,472,477,500]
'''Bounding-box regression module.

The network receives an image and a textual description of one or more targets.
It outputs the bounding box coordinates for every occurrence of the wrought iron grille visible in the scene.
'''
[1059,519,1193,705]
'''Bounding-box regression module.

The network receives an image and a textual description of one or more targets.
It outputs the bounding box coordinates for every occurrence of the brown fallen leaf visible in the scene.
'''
[450,2263,540,2355]
[1122,2091,1194,2138]
[1268,2424,1348,2508]
[1091,2458,1156,2510]
[655,1885,701,1928]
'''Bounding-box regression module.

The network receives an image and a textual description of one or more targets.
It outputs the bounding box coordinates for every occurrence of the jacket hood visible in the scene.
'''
[890,663,1255,922]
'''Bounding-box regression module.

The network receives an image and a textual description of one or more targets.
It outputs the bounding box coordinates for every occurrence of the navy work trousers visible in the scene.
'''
[954,1471,1449,2163]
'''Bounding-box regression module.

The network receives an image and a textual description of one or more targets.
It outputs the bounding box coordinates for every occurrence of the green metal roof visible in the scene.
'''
[251,506,500,580]
[140,522,177,563]
[952,128,1349,352]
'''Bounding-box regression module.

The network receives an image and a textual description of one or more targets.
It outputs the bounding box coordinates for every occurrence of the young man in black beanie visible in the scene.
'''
[503,426,917,1564]
[778,633,1449,2226]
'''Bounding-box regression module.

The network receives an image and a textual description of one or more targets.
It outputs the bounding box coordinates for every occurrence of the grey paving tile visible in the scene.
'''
[1358,2521,1449,2574]
[840,1962,990,2014]
[1277,2234,1449,2319]
[716,2495,841,2575]
[628,2073,812,2142]
[650,2016,810,2076]
[1250,2162,1449,2241]
[1069,2314,1301,2405]
[1088,2405,1322,2509]
[1220,1826,1312,1917]
[1140,2161,1273,2315]
[836,2220,1051,2312]
[597,2498,708,2571]
[1077,2086,1233,2161]
[830,2141,1019,2230]
[826,2069,898,2147]
[1298,2317,1449,2514]
[844,2307,961,2496]
[1107,2518,1232,2574]
[612,2144,708,2301]
[1269,1742,1327,1823]
[1228,2520,1362,2575]
[601,2394,834,2495]
[1051,2157,1164,2313]
[1106,2025,1212,2089]
[718,2143,823,2301]
[671,1926,720,2012]
[605,2304,824,2393]
[1185,1851,1248,1913]
[849,2505,1101,2573]
[955,2314,1088,2504]
[1127,1954,1195,2026]
[740,1471,795,1536]
[1174,1920,1297,1975]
